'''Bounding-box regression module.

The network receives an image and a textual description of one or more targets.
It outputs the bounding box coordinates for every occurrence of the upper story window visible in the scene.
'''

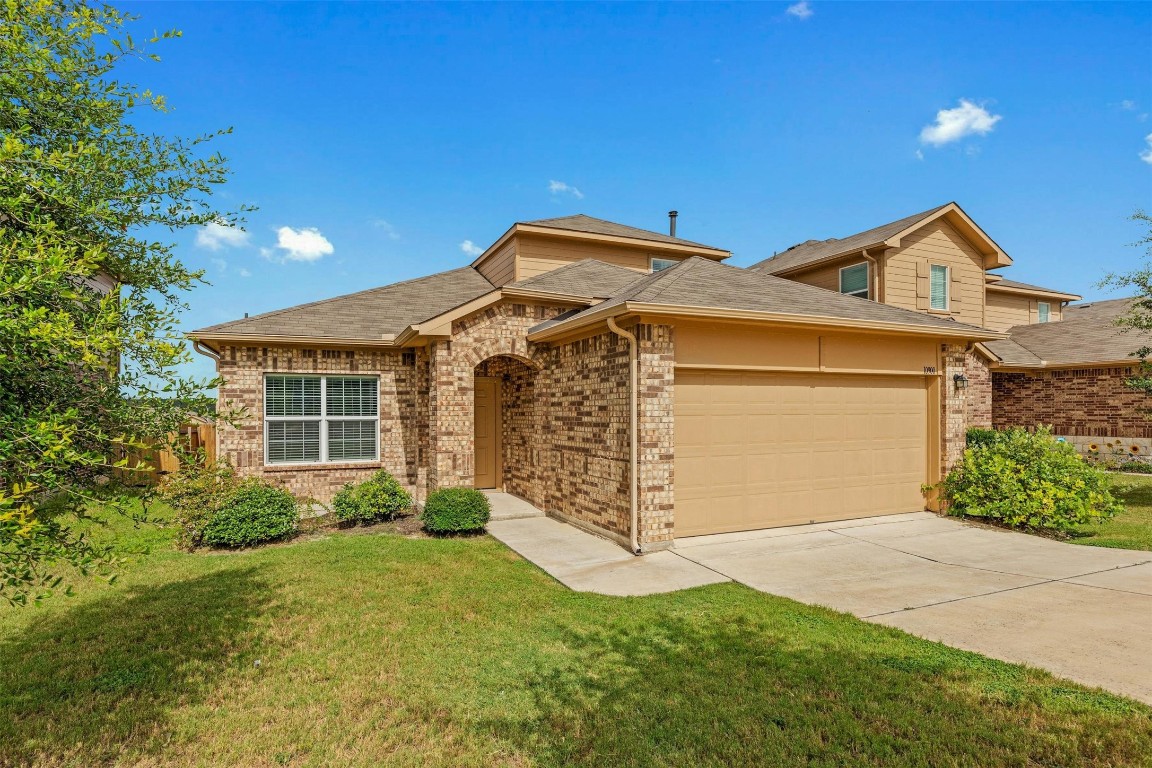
[930,264,949,311]
[838,263,869,299]
[650,257,678,273]
[265,375,379,465]
[1037,301,1050,323]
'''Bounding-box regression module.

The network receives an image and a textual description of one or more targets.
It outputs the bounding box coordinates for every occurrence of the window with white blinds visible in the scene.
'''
[930,265,949,310]
[1037,302,1050,323]
[265,375,379,464]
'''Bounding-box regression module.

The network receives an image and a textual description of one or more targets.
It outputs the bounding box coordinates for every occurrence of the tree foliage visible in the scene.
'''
[1102,210,1152,393]
[0,0,244,603]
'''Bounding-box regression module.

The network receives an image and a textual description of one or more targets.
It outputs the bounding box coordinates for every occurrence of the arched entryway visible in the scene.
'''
[472,354,538,492]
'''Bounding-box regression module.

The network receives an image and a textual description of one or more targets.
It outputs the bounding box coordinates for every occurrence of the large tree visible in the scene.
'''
[1102,210,1152,393]
[0,0,243,603]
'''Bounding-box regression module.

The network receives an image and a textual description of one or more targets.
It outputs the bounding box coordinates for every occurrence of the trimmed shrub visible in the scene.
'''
[332,470,412,524]
[201,479,299,547]
[941,426,1122,532]
[158,460,238,550]
[420,487,491,534]
[965,427,1003,450]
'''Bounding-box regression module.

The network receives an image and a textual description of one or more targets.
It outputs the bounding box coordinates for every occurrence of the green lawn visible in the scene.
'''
[1069,474,1152,551]
[2,505,1151,768]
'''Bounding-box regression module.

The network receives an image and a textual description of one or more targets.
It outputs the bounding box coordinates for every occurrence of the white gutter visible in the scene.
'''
[607,316,640,555]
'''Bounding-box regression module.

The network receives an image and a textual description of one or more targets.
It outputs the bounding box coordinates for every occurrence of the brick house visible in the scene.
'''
[982,298,1152,454]
[190,204,1103,552]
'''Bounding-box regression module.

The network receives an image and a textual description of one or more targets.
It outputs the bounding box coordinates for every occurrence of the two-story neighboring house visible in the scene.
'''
[751,202,1150,457]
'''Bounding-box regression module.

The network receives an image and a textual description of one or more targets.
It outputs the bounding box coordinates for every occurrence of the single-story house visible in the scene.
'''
[983,297,1152,453]
[189,204,1120,551]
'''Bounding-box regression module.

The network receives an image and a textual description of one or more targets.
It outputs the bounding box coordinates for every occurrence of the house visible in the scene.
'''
[190,210,1011,552]
[983,297,1152,455]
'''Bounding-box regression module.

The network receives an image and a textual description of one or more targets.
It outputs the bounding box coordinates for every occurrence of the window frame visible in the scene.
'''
[929,264,950,311]
[650,256,678,273]
[838,262,870,299]
[1037,301,1051,323]
[263,373,380,466]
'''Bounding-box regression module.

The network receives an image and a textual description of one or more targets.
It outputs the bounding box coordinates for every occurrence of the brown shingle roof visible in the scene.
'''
[748,204,951,274]
[509,259,645,298]
[531,256,995,336]
[192,267,495,341]
[523,214,727,252]
[988,298,1148,367]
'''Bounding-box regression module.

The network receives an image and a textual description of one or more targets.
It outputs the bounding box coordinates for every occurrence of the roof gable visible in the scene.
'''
[750,202,1011,275]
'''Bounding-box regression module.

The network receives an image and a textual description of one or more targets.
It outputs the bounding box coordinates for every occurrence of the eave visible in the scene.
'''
[985,283,1082,302]
[527,300,1008,344]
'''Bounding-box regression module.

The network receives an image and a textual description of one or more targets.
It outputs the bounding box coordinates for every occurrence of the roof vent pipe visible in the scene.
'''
[668,210,678,237]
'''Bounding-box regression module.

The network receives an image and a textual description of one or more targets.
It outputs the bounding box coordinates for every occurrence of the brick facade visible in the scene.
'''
[213,302,978,552]
[993,365,1152,438]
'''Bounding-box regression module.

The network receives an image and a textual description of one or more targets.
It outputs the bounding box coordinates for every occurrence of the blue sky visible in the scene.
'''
[116,1,1152,382]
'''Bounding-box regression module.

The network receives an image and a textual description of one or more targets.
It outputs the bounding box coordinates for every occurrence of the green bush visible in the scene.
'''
[157,460,238,550]
[332,470,413,524]
[965,427,1003,450]
[420,487,491,534]
[201,479,299,547]
[941,426,1122,532]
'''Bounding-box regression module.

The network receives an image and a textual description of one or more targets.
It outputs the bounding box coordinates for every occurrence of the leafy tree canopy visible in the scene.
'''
[0,0,245,603]
[1102,210,1152,393]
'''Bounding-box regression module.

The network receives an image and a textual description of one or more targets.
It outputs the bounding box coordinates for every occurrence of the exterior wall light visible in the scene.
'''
[953,373,969,391]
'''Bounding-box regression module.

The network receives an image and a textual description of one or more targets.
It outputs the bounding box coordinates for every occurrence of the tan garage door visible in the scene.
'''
[675,370,929,537]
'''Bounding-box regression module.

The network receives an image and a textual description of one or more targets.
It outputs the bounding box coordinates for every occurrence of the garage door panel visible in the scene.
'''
[675,371,928,537]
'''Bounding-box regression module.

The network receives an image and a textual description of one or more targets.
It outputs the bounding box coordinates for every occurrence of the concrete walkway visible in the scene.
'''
[677,512,1152,704]
[488,515,728,596]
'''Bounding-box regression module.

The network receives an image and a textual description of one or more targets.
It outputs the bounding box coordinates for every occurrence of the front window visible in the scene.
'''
[930,264,949,311]
[650,257,678,273]
[839,263,869,299]
[265,375,379,464]
[1037,302,1050,323]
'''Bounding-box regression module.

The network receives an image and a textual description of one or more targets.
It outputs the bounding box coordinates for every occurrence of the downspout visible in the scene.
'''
[861,248,880,301]
[607,317,641,555]
[192,340,221,361]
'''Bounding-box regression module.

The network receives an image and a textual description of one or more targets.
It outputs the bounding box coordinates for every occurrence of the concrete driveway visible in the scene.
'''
[675,512,1152,704]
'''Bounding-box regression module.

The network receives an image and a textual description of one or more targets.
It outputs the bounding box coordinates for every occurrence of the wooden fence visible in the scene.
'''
[115,421,217,486]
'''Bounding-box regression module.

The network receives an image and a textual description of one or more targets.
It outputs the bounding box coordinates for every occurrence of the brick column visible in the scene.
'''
[635,323,676,551]
[964,351,992,429]
[941,344,971,473]
[427,340,474,490]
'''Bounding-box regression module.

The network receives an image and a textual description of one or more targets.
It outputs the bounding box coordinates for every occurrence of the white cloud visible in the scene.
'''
[1140,134,1152,165]
[1121,100,1137,111]
[196,221,250,251]
[210,257,228,273]
[919,99,1002,146]
[372,219,400,240]
[238,267,252,278]
[459,240,484,257]
[272,226,334,262]
[786,1,813,19]
[915,149,924,161]
[548,179,584,199]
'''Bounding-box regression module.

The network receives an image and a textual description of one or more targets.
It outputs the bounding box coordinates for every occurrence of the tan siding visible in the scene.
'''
[786,257,869,296]
[475,238,517,286]
[515,234,688,280]
[884,219,986,327]
[984,291,1064,331]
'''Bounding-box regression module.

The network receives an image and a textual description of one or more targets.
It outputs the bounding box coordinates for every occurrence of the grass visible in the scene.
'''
[1068,474,1152,551]
[1,503,1151,767]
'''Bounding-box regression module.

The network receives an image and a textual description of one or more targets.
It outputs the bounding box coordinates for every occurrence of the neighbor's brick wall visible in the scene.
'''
[215,345,426,504]
[993,365,1152,438]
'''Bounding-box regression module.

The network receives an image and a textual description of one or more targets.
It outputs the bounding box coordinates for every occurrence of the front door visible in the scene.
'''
[474,377,501,489]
